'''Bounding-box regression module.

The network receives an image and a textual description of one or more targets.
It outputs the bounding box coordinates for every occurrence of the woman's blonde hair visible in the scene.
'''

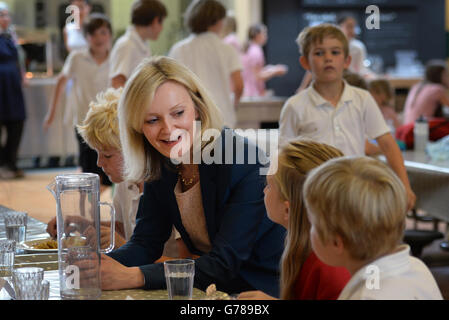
[118,56,224,183]
[274,139,343,300]
[296,23,349,58]
[77,87,122,151]
[303,156,407,261]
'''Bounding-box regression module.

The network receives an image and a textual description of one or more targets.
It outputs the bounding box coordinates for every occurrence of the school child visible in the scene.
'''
[368,79,401,130]
[109,0,167,89]
[279,23,416,210]
[303,156,443,300]
[44,13,113,187]
[238,140,351,300]
[168,0,243,128]
[403,60,449,124]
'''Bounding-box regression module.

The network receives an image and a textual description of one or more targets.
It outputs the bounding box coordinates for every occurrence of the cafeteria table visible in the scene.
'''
[1,205,219,300]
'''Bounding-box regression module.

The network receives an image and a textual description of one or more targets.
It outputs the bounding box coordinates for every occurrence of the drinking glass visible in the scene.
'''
[0,240,16,278]
[164,259,195,300]
[12,267,47,300]
[4,212,28,245]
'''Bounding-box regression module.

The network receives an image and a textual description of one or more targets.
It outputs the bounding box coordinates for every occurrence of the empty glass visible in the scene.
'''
[4,212,28,245]
[12,267,48,300]
[164,259,195,300]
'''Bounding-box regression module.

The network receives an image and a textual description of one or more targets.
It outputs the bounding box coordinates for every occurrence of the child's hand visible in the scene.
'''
[406,187,416,212]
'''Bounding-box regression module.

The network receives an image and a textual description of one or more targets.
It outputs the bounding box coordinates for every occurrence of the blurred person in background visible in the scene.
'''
[241,23,288,98]
[169,0,243,128]
[403,60,449,124]
[0,2,26,179]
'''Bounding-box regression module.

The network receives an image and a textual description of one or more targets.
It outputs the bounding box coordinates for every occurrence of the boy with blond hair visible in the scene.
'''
[303,156,442,300]
[279,23,415,210]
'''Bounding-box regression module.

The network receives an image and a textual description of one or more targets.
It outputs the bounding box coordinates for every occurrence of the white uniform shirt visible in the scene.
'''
[112,181,142,241]
[109,25,151,83]
[338,245,443,300]
[65,22,88,52]
[61,49,110,126]
[169,32,242,128]
[279,82,390,156]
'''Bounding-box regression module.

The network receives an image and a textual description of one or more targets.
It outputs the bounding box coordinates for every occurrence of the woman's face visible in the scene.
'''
[142,81,199,160]
[0,9,11,31]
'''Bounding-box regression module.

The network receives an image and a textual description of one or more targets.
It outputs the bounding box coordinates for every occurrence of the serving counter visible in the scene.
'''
[19,77,77,165]
[236,96,286,129]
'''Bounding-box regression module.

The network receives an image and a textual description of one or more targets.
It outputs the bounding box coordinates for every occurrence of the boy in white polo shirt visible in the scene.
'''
[110,0,167,89]
[279,23,416,210]
[303,156,443,300]
[44,13,113,187]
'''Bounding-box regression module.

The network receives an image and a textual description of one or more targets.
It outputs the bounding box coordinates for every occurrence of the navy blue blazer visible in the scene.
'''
[108,129,286,297]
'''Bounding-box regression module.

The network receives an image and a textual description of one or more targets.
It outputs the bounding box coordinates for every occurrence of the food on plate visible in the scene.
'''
[33,239,58,249]
[204,284,232,300]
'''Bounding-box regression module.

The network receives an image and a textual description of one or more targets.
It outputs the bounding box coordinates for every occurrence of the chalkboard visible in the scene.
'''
[263,0,446,97]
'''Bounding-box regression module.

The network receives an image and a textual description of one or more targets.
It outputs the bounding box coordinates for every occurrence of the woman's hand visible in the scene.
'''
[237,290,278,300]
[100,254,145,291]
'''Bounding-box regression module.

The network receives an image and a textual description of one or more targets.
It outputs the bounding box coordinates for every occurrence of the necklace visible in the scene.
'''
[177,165,197,186]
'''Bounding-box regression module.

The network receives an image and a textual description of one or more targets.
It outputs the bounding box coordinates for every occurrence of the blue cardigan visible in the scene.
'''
[108,129,286,297]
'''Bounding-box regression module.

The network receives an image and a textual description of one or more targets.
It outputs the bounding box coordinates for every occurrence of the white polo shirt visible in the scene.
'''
[113,181,142,241]
[338,245,443,300]
[109,25,151,83]
[279,82,390,156]
[61,49,110,126]
[169,32,242,128]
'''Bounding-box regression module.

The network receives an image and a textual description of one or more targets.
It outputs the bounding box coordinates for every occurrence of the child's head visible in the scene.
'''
[264,139,343,299]
[83,13,112,53]
[184,0,226,34]
[343,70,368,90]
[70,0,91,22]
[303,156,407,267]
[368,79,394,108]
[296,23,349,59]
[77,88,124,184]
[221,12,237,37]
[337,12,358,40]
[424,59,449,88]
[296,23,350,83]
[131,0,167,39]
[248,23,267,45]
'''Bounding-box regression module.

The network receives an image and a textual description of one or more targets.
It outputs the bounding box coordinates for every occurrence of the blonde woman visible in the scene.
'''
[239,140,350,300]
[101,56,285,296]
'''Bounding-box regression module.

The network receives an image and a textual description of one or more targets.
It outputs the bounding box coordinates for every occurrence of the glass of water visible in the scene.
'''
[4,211,28,245]
[164,259,195,300]
[0,240,16,278]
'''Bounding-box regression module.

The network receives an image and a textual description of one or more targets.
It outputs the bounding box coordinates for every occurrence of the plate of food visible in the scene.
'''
[21,238,58,253]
